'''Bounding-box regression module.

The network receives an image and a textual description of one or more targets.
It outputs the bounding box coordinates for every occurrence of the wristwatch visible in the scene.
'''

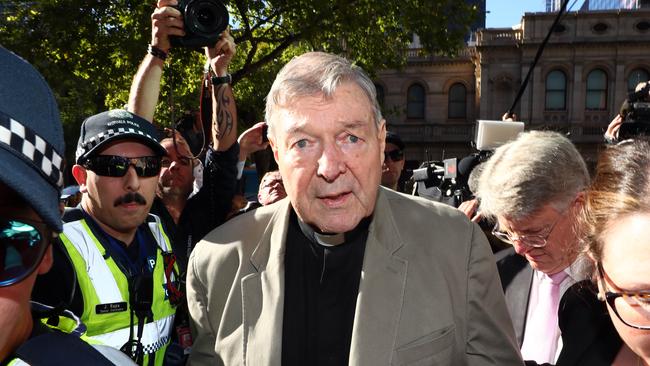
[211,74,232,85]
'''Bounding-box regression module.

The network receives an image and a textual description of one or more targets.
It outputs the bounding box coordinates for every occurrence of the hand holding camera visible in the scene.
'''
[151,0,186,53]
[205,27,235,77]
[151,0,229,53]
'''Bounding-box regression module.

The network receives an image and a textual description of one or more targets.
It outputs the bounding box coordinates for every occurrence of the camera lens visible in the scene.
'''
[196,5,216,30]
[186,0,228,37]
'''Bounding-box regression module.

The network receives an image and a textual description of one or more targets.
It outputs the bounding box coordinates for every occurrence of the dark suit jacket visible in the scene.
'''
[496,248,622,366]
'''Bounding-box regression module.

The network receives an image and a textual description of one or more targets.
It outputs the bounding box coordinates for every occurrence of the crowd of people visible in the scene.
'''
[2,1,650,365]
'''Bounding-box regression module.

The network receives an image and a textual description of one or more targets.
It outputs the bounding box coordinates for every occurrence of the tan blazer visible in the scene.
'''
[187,187,523,366]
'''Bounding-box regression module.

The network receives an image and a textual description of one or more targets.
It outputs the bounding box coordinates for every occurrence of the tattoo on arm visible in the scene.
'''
[213,84,233,140]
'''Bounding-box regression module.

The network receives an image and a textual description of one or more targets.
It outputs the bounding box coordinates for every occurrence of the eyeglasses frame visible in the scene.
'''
[83,155,162,178]
[491,211,565,248]
[596,262,650,330]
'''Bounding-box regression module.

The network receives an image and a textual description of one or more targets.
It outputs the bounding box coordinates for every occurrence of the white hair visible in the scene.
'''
[264,52,382,138]
[476,131,589,221]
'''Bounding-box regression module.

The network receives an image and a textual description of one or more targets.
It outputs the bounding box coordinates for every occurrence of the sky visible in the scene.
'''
[486,0,548,28]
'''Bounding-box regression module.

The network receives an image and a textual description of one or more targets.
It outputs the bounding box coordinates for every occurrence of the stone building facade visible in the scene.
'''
[376,8,650,165]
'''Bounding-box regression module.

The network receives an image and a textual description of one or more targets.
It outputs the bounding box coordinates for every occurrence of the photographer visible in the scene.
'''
[128,0,238,269]
[604,81,650,144]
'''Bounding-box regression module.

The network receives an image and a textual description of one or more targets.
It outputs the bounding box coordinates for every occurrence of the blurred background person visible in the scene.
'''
[381,131,406,192]
[257,170,286,206]
[128,0,239,270]
[581,139,650,365]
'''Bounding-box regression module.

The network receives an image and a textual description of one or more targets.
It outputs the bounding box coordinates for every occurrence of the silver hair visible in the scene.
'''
[476,130,589,221]
[264,52,383,138]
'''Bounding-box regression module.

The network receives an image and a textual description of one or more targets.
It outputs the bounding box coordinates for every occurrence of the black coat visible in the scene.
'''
[496,248,622,366]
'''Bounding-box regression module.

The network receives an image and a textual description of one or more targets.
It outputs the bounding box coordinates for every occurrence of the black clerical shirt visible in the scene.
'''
[281,210,370,366]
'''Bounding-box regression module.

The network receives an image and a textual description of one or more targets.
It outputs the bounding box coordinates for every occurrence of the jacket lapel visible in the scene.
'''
[241,199,291,366]
[349,189,408,365]
[506,263,533,346]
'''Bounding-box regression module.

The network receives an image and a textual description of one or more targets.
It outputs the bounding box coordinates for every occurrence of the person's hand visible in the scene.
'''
[238,122,269,161]
[501,112,517,121]
[151,0,185,52]
[458,198,482,223]
[605,114,623,143]
[206,27,236,77]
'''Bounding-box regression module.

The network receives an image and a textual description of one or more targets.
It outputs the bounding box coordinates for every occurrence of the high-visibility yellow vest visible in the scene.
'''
[59,214,177,366]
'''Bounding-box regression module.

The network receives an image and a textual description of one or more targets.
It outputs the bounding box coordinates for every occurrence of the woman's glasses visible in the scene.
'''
[83,155,162,177]
[0,217,53,287]
[597,262,650,330]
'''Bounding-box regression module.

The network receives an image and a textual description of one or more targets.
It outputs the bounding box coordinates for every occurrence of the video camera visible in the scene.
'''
[410,120,524,208]
[618,82,650,140]
[171,0,229,48]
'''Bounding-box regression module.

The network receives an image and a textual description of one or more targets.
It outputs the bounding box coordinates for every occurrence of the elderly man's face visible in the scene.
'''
[496,202,578,275]
[269,82,386,233]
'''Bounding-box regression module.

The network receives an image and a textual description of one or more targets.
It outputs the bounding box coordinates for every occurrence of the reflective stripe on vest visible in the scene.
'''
[7,359,30,365]
[59,214,177,366]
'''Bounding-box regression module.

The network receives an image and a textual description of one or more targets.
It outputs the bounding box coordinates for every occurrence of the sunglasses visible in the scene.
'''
[83,155,162,177]
[384,149,404,162]
[0,217,53,287]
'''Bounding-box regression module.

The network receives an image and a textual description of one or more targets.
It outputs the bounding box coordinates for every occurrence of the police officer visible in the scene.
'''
[0,47,135,365]
[33,110,180,366]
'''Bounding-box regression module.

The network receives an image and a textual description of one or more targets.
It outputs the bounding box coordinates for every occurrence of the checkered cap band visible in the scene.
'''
[0,110,63,189]
[76,127,158,162]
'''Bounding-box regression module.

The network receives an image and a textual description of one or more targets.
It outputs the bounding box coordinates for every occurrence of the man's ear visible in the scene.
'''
[72,164,88,193]
[571,191,586,213]
[378,119,386,164]
[268,133,280,164]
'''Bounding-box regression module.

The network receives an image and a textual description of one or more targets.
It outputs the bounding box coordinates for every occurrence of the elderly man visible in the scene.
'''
[186,51,522,365]
[1,47,134,364]
[475,131,616,365]
[381,131,406,192]
[34,110,180,365]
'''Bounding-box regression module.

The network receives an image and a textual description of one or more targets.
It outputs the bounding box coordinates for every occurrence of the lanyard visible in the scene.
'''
[80,209,155,278]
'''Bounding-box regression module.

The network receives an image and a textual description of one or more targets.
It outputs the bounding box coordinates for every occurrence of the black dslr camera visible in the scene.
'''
[171,0,229,48]
[618,82,650,140]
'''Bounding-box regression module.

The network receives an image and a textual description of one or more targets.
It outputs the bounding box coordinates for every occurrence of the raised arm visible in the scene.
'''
[205,29,237,151]
[128,0,184,122]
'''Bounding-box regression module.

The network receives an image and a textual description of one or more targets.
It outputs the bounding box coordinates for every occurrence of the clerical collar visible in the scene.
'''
[295,211,373,247]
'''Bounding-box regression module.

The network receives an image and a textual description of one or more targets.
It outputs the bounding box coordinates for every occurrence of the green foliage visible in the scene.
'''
[0,0,475,166]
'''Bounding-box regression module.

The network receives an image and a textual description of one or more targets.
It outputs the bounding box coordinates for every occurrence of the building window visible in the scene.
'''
[407,83,425,119]
[448,83,467,119]
[374,83,385,108]
[586,69,607,110]
[545,70,566,110]
[628,68,649,92]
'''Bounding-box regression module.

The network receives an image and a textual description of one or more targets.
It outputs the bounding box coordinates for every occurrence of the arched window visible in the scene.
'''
[448,83,467,119]
[374,83,385,107]
[628,68,650,92]
[586,69,607,110]
[407,83,425,119]
[545,70,566,111]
